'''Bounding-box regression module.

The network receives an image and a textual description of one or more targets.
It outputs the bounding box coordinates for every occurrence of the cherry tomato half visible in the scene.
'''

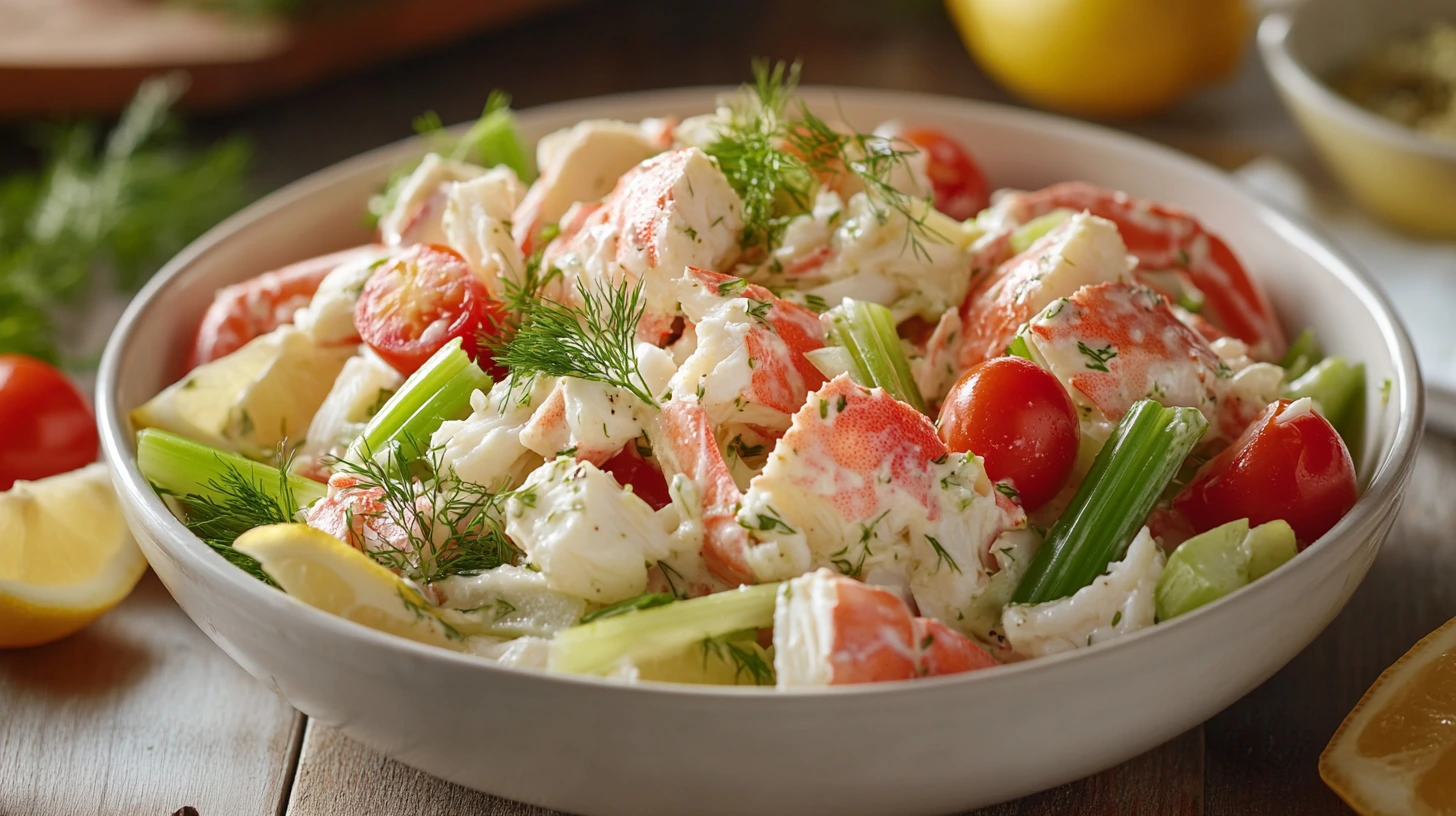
[0,355,99,491]
[1173,398,1357,547]
[895,127,990,220]
[355,244,504,376]
[937,357,1079,511]
[600,444,672,511]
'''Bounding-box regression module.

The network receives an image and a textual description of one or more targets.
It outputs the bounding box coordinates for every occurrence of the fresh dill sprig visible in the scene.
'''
[579,592,678,624]
[703,59,943,262]
[498,277,658,407]
[164,453,305,587]
[700,631,776,686]
[703,60,815,255]
[329,439,521,585]
[0,74,250,363]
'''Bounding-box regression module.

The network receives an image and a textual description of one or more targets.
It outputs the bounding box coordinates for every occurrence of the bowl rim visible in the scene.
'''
[1258,8,1456,162]
[97,84,1425,701]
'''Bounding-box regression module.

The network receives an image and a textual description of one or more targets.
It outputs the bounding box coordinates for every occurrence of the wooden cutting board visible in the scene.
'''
[0,0,580,116]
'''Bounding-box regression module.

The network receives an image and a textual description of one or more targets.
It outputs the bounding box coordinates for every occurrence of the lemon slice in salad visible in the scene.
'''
[131,327,353,460]
[1321,615,1456,814]
[0,464,147,648]
[234,523,461,649]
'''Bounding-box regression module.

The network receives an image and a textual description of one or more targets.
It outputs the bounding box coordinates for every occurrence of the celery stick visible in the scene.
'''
[137,428,327,509]
[452,103,535,183]
[1006,334,1034,361]
[346,338,491,462]
[1009,210,1071,254]
[1154,519,1250,621]
[1279,329,1321,381]
[1241,519,1297,581]
[825,299,926,412]
[549,583,780,675]
[1013,400,1208,605]
[1282,356,1364,433]
[803,346,854,381]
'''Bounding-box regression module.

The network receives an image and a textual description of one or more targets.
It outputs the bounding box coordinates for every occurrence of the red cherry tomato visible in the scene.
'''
[355,244,504,376]
[1173,399,1357,547]
[0,355,99,491]
[895,127,990,220]
[600,444,672,511]
[937,357,1079,511]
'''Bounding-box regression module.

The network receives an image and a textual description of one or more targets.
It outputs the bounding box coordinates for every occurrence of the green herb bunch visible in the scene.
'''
[0,74,251,364]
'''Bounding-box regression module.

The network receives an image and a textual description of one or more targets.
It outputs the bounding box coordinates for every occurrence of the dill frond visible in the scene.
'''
[700,631,776,686]
[329,439,521,585]
[498,276,658,407]
[166,455,305,587]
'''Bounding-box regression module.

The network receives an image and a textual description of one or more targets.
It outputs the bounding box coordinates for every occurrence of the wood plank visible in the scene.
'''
[970,728,1203,816]
[0,572,303,816]
[285,720,552,816]
[1203,431,1456,814]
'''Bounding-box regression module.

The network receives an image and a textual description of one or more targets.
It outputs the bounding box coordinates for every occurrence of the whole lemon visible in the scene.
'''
[945,0,1249,119]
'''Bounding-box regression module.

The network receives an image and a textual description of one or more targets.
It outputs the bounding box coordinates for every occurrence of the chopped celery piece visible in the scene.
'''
[632,632,775,686]
[1155,519,1250,621]
[825,298,926,413]
[1013,400,1209,605]
[346,338,491,462]
[1282,356,1364,434]
[137,428,327,509]
[1279,329,1321,381]
[1006,334,1034,361]
[549,583,780,675]
[803,345,854,381]
[1140,269,1205,314]
[452,100,536,183]
[1009,210,1071,254]
[1242,519,1297,581]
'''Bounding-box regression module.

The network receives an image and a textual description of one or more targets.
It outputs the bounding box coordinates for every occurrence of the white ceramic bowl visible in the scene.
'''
[1260,0,1456,237]
[97,88,1423,816]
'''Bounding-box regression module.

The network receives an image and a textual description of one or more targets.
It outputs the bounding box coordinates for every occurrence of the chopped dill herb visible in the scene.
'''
[700,632,776,686]
[925,534,961,575]
[498,277,658,407]
[1076,341,1118,372]
[580,592,678,624]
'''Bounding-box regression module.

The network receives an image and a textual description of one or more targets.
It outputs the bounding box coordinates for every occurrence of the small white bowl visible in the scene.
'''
[97,88,1423,815]
[1260,0,1456,238]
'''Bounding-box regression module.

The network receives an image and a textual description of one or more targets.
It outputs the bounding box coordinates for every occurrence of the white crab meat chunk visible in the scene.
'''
[667,299,813,433]
[442,166,527,296]
[794,190,981,322]
[505,457,674,604]
[433,377,557,490]
[379,154,486,247]
[292,247,394,346]
[512,119,669,245]
[294,351,403,479]
[1001,526,1165,658]
[908,307,964,405]
[736,375,1022,588]
[1025,281,1272,442]
[429,564,588,638]
[547,147,744,333]
[518,344,677,464]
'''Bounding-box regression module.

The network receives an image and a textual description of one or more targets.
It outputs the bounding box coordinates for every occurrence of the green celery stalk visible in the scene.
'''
[1282,356,1364,433]
[1005,334,1035,361]
[1013,400,1209,605]
[1279,329,1321,381]
[825,299,926,413]
[1009,210,1071,255]
[346,338,492,462]
[136,428,327,508]
[1154,519,1250,621]
[452,103,535,183]
[549,584,780,675]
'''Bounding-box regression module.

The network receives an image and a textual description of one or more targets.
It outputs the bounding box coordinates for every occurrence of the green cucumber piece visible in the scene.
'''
[1241,519,1298,581]
[1155,519,1250,622]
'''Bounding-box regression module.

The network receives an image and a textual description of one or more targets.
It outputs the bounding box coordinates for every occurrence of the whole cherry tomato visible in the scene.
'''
[937,357,1079,511]
[355,244,504,376]
[1173,398,1357,547]
[0,355,99,491]
[894,127,991,220]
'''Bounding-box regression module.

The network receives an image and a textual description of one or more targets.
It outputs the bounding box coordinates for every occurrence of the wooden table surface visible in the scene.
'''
[3,1,1452,814]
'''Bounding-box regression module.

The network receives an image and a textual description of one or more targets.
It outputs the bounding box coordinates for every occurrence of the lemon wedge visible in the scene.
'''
[234,523,461,649]
[0,464,147,648]
[1321,616,1456,814]
[131,326,354,460]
